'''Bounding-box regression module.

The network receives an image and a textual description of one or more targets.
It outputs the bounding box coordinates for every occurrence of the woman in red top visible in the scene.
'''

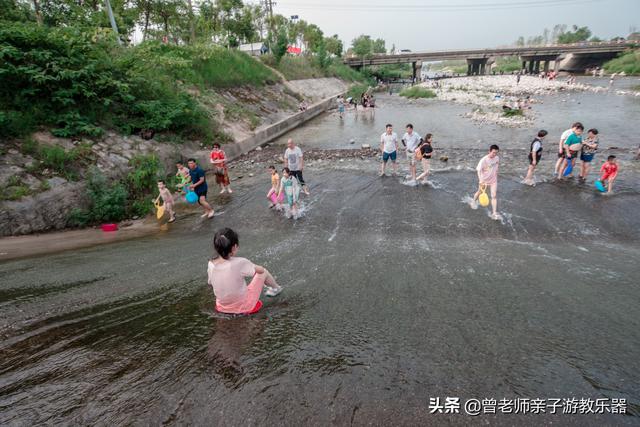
[210,143,232,194]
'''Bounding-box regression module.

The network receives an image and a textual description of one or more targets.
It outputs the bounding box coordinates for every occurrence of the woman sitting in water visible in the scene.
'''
[208,228,282,315]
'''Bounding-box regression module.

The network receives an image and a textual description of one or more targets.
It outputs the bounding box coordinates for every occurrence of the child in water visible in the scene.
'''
[208,228,282,315]
[598,155,618,193]
[155,180,176,223]
[267,165,282,208]
[175,161,191,193]
[277,167,301,217]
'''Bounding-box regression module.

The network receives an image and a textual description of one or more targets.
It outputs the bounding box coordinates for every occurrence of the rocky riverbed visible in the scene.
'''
[415,75,611,128]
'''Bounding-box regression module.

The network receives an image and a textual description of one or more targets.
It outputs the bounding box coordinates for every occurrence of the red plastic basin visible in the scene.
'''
[101,223,118,232]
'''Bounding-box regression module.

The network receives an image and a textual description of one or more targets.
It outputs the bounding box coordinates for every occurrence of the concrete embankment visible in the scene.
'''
[192,81,347,164]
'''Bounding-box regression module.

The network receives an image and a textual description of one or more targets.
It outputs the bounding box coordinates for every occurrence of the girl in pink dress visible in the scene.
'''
[208,228,282,315]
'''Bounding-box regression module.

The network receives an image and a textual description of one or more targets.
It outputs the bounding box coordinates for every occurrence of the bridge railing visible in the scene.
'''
[344,41,636,61]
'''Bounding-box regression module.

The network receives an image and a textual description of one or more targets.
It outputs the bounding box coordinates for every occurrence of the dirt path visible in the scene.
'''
[0,220,159,261]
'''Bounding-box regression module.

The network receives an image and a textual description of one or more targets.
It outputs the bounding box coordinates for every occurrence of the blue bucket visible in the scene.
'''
[186,191,198,204]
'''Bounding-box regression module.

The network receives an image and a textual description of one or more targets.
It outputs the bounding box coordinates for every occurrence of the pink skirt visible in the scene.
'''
[215,273,265,314]
[270,192,285,204]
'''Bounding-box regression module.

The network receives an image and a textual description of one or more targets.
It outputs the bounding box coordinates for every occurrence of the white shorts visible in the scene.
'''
[406,151,416,166]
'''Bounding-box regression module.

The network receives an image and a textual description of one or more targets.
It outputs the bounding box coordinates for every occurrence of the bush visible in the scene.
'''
[69,167,128,225]
[0,110,35,138]
[399,86,437,99]
[124,42,279,88]
[39,145,78,174]
[124,154,161,218]
[21,138,39,155]
[503,109,524,117]
[126,154,161,199]
[0,23,238,141]
[1,184,31,201]
[493,56,521,73]
[346,83,371,100]
[604,50,640,75]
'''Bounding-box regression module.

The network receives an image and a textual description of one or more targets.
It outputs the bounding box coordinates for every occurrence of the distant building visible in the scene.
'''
[627,32,640,42]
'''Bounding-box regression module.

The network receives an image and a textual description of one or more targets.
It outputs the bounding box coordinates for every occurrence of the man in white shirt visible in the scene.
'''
[380,124,398,176]
[554,122,581,177]
[284,139,310,195]
[401,123,422,182]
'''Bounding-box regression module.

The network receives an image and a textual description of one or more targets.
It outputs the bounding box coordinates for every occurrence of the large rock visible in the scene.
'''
[0,182,87,236]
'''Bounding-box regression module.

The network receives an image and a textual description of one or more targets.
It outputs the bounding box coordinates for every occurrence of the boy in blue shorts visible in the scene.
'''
[379,124,398,177]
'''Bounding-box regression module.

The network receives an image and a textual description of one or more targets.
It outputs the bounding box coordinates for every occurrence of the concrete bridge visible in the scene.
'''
[344,42,636,78]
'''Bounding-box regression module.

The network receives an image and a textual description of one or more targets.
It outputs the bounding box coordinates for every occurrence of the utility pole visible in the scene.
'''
[104,0,122,45]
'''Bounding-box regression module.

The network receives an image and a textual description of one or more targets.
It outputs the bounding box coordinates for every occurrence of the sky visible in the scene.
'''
[267,0,639,51]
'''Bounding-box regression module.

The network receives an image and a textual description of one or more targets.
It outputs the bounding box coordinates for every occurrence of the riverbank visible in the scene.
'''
[0,77,348,237]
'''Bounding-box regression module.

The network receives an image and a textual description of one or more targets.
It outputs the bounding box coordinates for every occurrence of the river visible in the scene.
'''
[1,76,639,425]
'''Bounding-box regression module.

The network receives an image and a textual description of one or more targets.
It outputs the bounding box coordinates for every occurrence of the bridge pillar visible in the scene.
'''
[466,58,488,76]
[411,62,422,82]
[543,61,550,73]
[522,61,527,73]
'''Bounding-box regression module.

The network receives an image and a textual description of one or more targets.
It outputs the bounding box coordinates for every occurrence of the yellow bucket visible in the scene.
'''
[155,200,165,219]
[478,185,490,207]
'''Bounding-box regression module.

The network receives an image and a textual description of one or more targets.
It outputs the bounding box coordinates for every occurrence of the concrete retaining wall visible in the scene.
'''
[192,93,341,167]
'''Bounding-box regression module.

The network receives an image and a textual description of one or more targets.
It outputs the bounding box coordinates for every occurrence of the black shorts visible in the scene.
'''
[557,151,565,159]
[291,170,305,185]
[195,187,208,198]
[528,153,542,165]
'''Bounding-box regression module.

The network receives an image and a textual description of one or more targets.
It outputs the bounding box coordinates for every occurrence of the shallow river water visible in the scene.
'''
[1,77,639,426]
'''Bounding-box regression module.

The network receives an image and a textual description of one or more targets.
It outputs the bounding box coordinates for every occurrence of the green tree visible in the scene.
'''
[0,0,35,22]
[557,25,591,44]
[325,34,343,57]
[372,38,385,54]
[273,27,288,62]
[352,34,372,57]
[303,23,323,52]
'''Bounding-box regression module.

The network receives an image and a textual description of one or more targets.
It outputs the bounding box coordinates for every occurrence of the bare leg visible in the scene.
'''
[392,160,398,176]
[525,164,534,182]
[554,156,564,175]
[261,268,280,289]
[380,160,386,176]
[557,158,567,179]
[490,183,498,217]
[199,196,214,215]
[166,204,175,220]
[417,159,431,181]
